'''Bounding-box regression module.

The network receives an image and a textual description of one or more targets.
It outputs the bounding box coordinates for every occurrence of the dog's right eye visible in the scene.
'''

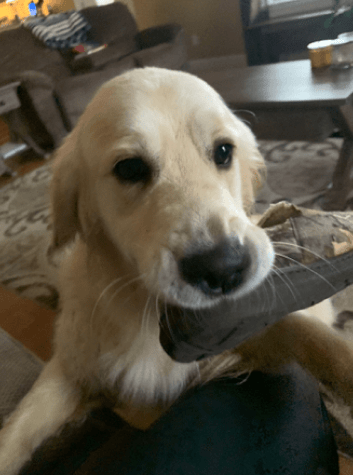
[214,143,233,168]
[112,158,151,183]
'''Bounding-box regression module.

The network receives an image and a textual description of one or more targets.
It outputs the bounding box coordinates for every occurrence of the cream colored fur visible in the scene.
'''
[0,68,353,474]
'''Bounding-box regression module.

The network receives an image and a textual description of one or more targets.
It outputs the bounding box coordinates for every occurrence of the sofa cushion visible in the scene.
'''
[55,57,137,129]
[0,327,43,427]
[81,3,138,46]
[136,24,183,49]
[70,38,137,73]
[0,26,71,85]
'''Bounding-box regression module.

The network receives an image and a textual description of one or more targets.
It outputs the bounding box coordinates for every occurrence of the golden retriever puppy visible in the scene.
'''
[0,67,352,474]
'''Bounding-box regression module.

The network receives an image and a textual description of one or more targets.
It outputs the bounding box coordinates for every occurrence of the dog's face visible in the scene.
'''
[51,68,274,309]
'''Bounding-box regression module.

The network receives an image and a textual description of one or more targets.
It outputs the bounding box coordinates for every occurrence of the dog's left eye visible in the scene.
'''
[112,158,151,183]
[214,143,233,168]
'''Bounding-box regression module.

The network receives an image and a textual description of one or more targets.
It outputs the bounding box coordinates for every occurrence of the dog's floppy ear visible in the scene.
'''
[50,128,82,249]
[239,148,266,214]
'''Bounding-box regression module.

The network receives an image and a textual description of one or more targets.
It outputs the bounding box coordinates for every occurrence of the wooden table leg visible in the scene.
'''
[0,158,15,177]
[0,150,16,177]
[321,105,353,211]
[321,137,353,211]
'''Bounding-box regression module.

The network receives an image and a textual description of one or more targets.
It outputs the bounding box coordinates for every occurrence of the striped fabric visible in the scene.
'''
[24,10,91,50]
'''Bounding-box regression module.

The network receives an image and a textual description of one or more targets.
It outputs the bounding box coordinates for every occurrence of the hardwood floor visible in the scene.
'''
[0,149,49,184]
[341,455,353,474]
[1,151,353,473]
[0,285,55,361]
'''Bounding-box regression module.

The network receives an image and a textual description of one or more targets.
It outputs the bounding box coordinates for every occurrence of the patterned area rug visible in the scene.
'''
[0,164,60,309]
[2,138,353,457]
[255,139,344,213]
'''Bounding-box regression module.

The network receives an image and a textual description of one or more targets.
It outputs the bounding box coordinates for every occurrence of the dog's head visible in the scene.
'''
[51,67,274,309]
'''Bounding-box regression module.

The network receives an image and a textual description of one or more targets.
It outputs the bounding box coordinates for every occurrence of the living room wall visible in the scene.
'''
[133,0,245,60]
[0,0,75,21]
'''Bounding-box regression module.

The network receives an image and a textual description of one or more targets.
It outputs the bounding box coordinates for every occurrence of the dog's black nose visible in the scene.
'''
[179,239,250,296]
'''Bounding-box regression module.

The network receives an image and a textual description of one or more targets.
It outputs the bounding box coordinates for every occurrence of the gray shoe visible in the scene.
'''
[160,202,353,362]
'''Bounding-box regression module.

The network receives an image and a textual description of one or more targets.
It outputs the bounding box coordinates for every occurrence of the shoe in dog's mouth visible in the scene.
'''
[158,297,269,363]
[159,248,353,363]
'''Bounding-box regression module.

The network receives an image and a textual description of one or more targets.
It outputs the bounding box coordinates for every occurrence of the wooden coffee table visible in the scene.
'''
[194,60,353,210]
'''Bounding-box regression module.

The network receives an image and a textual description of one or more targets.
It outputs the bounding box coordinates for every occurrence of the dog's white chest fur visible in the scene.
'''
[99,327,197,404]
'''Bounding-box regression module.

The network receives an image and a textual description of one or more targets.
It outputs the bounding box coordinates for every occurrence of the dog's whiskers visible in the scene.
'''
[118,284,146,314]
[140,295,152,337]
[163,300,178,345]
[262,272,278,314]
[233,109,257,127]
[155,294,160,322]
[90,276,130,327]
[274,252,337,292]
[271,264,300,302]
[262,265,302,317]
[273,241,338,272]
[89,274,145,333]
[105,274,146,310]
